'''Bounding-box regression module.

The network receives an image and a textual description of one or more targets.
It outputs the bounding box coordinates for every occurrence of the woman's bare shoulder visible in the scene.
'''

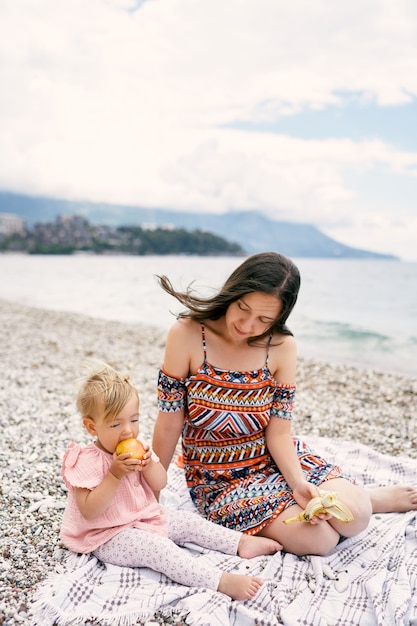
[167,317,201,343]
[163,318,203,378]
[269,333,297,383]
[276,332,297,349]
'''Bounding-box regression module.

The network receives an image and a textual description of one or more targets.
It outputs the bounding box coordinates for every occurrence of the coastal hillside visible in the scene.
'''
[0,190,397,259]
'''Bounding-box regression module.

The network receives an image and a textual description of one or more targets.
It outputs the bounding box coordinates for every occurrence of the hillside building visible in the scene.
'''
[0,213,26,235]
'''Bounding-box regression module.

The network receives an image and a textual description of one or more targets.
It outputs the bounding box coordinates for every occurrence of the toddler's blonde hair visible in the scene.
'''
[76,360,138,423]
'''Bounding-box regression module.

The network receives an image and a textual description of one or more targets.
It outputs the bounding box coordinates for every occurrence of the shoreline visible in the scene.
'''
[1,253,416,379]
[1,299,416,623]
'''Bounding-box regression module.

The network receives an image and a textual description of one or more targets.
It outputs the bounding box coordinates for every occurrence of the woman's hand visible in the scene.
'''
[292,481,332,524]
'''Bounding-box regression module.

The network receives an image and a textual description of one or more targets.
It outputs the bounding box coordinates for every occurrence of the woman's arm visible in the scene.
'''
[267,334,320,507]
[152,320,195,469]
[266,418,320,507]
[152,409,184,470]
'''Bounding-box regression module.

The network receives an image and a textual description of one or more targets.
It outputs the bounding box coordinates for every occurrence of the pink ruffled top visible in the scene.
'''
[60,440,168,553]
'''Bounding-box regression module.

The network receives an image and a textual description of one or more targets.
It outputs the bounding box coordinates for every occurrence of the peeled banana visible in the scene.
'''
[283,490,354,524]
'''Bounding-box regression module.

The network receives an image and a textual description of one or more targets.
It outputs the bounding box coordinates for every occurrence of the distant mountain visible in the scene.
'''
[0,190,398,259]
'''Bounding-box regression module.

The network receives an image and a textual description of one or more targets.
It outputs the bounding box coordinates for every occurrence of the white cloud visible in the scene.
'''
[0,0,417,258]
[323,213,417,262]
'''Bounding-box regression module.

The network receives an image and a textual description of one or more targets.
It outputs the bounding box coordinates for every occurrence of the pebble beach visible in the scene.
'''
[1,298,416,625]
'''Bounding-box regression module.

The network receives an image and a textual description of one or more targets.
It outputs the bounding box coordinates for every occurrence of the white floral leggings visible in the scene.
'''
[93,510,241,590]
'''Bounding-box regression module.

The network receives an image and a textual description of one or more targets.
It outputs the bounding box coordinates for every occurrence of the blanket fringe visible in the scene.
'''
[30,596,186,626]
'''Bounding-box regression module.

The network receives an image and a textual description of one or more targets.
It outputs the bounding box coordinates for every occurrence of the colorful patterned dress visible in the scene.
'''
[157,323,347,535]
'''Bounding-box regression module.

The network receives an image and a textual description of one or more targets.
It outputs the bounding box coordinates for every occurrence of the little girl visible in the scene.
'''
[60,362,281,601]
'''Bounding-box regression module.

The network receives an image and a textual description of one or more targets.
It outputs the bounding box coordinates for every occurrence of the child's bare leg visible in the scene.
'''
[368,485,417,513]
[218,573,263,601]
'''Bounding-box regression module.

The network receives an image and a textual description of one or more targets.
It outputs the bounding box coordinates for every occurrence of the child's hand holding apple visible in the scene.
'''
[110,438,150,480]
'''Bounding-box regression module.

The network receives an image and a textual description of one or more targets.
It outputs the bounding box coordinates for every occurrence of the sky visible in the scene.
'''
[1,0,417,260]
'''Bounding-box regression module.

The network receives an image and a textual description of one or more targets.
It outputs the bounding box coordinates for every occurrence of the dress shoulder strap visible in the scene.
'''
[265,331,273,366]
[200,322,207,363]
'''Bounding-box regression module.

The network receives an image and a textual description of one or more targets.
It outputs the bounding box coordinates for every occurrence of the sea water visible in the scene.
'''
[1,253,416,377]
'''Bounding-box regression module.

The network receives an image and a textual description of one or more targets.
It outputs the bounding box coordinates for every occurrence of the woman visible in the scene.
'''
[152,252,417,556]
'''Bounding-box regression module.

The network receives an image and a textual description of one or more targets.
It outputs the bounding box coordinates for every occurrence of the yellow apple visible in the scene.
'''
[116,438,146,459]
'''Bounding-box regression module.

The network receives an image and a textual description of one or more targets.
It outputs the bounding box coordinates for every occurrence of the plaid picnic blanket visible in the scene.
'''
[30,436,417,626]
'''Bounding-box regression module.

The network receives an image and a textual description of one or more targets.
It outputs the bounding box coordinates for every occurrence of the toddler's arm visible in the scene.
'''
[74,451,146,520]
[140,451,168,492]
[74,470,124,520]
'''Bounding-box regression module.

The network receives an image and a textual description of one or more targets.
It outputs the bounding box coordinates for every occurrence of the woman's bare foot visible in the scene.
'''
[368,485,417,513]
[238,534,282,558]
[218,572,263,600]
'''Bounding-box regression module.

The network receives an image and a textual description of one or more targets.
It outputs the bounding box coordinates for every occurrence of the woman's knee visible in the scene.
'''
[321,480,373,537]
[284,524,340,557]
[262,518,340,557]
[335,496,372,536]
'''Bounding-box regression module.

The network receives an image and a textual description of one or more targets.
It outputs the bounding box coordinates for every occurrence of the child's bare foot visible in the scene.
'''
[238,534,282,558]
[368,485,417,513]
[218,572,263,600]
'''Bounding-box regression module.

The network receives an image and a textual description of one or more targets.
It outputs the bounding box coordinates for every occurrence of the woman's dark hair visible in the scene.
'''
[157,252,301,342]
